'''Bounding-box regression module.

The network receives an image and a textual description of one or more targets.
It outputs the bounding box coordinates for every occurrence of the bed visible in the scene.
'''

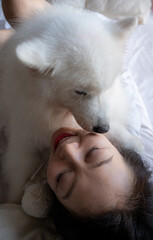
[0,2,153,240]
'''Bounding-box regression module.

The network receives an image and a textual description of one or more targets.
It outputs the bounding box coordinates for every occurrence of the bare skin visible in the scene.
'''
[2,0,52,26]
[0,0,52,46]
[0,29,14,47]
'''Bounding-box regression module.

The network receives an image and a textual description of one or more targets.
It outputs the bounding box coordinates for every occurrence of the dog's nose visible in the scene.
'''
[93,124,110,133]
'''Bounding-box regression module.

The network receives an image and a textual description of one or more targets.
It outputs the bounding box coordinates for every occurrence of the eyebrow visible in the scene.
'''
[62,157,112,200]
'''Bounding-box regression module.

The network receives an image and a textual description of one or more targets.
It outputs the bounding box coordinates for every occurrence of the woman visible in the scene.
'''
[46,127,153,240]
[21,123,153,239]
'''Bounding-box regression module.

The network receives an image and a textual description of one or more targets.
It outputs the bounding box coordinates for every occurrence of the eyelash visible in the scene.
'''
[56,172,64,183]
[56,170,71,183]
[56,174,62,183]
[86,147,99,158]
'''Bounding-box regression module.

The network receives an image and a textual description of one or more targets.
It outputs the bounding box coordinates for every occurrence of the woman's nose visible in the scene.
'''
[59,141,81,162]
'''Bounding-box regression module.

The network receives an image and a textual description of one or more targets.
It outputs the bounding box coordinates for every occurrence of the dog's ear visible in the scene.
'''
[16,38,53,73]
[111,17,138,39]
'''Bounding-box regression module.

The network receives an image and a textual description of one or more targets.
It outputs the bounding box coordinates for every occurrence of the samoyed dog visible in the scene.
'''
[0,5,138,202]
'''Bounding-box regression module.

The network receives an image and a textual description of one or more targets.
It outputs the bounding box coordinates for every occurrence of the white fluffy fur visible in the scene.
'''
[50,0,151,23]
[0,5,139,202]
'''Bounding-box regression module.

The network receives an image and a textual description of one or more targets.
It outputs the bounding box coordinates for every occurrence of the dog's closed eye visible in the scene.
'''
[29,67,54,76]
[75,90,87,96]
[42,68,54,76]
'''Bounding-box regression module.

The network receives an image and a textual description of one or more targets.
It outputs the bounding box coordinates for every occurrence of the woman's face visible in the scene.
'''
[47,128,133,216]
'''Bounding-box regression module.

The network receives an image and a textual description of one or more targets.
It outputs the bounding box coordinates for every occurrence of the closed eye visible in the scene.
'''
[86,146,99,158]
[75,90,87,96]
[56,170,72,185]
[85,146,112,167]
[42,67,54,76]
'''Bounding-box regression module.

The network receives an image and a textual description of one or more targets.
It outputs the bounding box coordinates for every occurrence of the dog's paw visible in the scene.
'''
[21,183,53,218]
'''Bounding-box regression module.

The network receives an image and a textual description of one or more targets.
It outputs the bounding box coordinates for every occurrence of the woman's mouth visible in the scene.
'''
[54,133,77,151]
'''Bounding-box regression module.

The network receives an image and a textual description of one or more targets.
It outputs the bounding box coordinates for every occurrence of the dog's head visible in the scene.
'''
[16,7,137,133]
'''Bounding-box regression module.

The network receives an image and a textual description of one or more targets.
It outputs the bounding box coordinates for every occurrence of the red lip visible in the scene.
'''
[54,133,76,151]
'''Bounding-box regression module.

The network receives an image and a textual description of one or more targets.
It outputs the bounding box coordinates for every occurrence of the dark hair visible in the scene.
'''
[51,148,153,240]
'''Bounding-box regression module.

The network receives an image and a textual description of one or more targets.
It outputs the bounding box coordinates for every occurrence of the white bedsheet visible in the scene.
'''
[0,6,153,240]
[124,12,153,169]
[124,11,153,129]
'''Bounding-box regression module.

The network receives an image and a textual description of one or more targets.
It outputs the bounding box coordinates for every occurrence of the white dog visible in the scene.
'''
[0,5,139,202]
